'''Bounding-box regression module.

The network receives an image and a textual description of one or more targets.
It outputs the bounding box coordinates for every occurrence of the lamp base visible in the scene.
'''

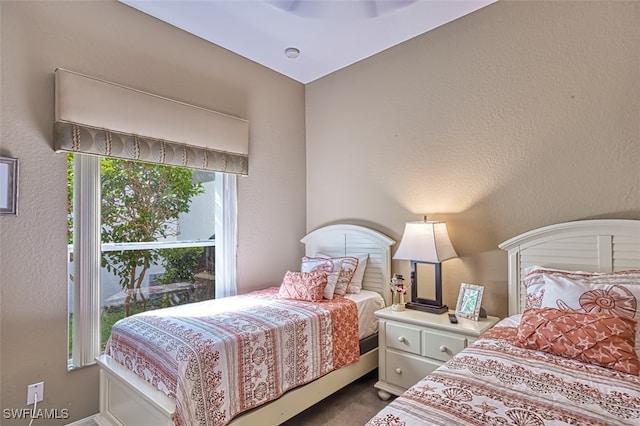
[405,302,448,314]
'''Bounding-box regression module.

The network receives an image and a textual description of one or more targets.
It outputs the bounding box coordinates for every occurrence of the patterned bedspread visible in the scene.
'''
[105,287,359,426]
[367,326,640,426]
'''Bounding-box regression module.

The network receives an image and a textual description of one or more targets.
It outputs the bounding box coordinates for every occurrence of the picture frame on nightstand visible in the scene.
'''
[455,283,484,321]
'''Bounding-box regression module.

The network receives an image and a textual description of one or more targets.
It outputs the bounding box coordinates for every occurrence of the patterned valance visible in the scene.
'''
[54,122,247,174]
[54,68,249,175]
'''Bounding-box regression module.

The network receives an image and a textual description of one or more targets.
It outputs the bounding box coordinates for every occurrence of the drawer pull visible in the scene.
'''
[395,368,402,374]
[398,336,406,343]
[439,345,448,353]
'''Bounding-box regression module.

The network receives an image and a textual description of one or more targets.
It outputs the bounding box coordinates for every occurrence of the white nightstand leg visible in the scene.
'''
[377,389,392,401]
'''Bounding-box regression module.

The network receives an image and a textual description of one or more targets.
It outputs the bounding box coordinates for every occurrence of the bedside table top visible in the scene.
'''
[375,306,500,336]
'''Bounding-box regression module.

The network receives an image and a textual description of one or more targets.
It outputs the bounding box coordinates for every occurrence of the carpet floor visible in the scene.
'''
[280,369,395,426]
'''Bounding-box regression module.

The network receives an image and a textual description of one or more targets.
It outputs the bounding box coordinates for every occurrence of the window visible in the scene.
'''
[67,154,237,368]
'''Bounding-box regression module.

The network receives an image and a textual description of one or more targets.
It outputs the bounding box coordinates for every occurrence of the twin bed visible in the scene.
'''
[95,224,395,426]
[96,219,640,426]
[367,219,640,426]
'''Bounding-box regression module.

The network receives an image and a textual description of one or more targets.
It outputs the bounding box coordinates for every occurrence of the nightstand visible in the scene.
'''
[374,306,500,400]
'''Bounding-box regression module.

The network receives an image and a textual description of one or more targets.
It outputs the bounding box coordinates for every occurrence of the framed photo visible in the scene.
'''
[0,157,18,215]
[455,283,484,321]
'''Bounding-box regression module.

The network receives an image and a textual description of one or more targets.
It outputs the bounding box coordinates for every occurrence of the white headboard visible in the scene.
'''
[499,219,640,316]
[301,224,396,306]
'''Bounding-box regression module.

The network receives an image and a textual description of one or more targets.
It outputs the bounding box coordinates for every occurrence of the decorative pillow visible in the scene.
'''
[330,256,358,295]
[522,267,640,357]
[278,270,327,302]
[301,257,338,299]
[301,256,358,296]
[523,267,640,310]
[515,307,640,375]
[316,253,368,294]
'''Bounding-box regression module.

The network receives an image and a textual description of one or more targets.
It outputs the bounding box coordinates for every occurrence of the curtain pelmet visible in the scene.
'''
[55,121,248,175]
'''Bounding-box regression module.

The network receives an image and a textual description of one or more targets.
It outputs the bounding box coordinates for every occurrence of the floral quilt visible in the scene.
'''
[367,326,640,426]
[105,287,359,426]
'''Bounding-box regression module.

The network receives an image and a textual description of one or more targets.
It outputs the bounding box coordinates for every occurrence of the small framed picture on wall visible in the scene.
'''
[455,282,484,321]
[0,157,18,215]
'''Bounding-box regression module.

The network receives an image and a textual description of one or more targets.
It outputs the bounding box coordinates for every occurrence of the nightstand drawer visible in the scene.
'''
[385,349,439,389]
[386,322,422,355]
[422,329,466,362]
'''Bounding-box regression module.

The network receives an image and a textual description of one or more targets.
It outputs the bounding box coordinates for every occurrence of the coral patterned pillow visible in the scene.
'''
[316,253,368,294]
[331,256,358,295]
[278,270,327,302]
[301,257,339,299]
[521,267,640,358]
[516,307,640,375]
[301,256,358,296]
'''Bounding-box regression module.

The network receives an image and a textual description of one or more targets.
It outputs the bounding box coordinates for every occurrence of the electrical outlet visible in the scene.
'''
[27,382,44,405]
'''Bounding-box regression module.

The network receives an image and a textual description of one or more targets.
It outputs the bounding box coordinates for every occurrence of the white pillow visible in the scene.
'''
[316,253,368,294]
[524,266,640,309]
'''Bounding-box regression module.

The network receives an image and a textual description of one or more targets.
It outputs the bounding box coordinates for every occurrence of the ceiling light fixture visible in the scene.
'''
[284,47,300,59]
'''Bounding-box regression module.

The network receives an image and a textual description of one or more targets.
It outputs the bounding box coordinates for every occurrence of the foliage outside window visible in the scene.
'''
[99,159,205,315]
[67,155,218,365]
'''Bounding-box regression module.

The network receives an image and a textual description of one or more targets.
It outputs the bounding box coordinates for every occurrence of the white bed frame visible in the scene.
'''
[499,219,640,315]
[95,224,395,426]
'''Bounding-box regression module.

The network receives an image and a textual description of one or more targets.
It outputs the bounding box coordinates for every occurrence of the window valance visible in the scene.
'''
[54,68,249,175]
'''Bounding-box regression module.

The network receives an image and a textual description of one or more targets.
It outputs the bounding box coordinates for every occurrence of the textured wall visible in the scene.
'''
[306,1,640,318]
[0,1,305,423]
[2,0,639,422]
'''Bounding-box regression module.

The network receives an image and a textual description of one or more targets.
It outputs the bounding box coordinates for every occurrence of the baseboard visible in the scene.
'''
[66,414,97,426]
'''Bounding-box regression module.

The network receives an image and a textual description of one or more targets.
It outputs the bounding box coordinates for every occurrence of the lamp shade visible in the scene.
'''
[393,221,457,263]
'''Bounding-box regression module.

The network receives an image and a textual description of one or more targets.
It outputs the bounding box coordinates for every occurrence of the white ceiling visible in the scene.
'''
[119,0,496,84]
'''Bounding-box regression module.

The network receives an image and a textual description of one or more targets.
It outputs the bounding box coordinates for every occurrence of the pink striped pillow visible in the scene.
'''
[278,270,328,302]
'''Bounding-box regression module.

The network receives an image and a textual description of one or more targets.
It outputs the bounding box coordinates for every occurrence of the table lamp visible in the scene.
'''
[393,219,457,314]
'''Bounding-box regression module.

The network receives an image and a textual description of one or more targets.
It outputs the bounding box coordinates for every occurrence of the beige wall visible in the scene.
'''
[2,0,639,422]
[306,1,640,318]
[0,1,305,423]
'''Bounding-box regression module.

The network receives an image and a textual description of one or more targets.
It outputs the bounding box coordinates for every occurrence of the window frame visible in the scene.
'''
[68,154,237,369]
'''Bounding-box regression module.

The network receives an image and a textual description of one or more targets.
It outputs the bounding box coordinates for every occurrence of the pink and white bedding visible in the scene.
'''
[367,318,640,426]
[106,287,360,426]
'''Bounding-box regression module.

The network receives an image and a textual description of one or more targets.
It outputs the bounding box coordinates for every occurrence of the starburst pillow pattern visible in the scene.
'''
[516,307,640,375]
[522,267,640,357]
